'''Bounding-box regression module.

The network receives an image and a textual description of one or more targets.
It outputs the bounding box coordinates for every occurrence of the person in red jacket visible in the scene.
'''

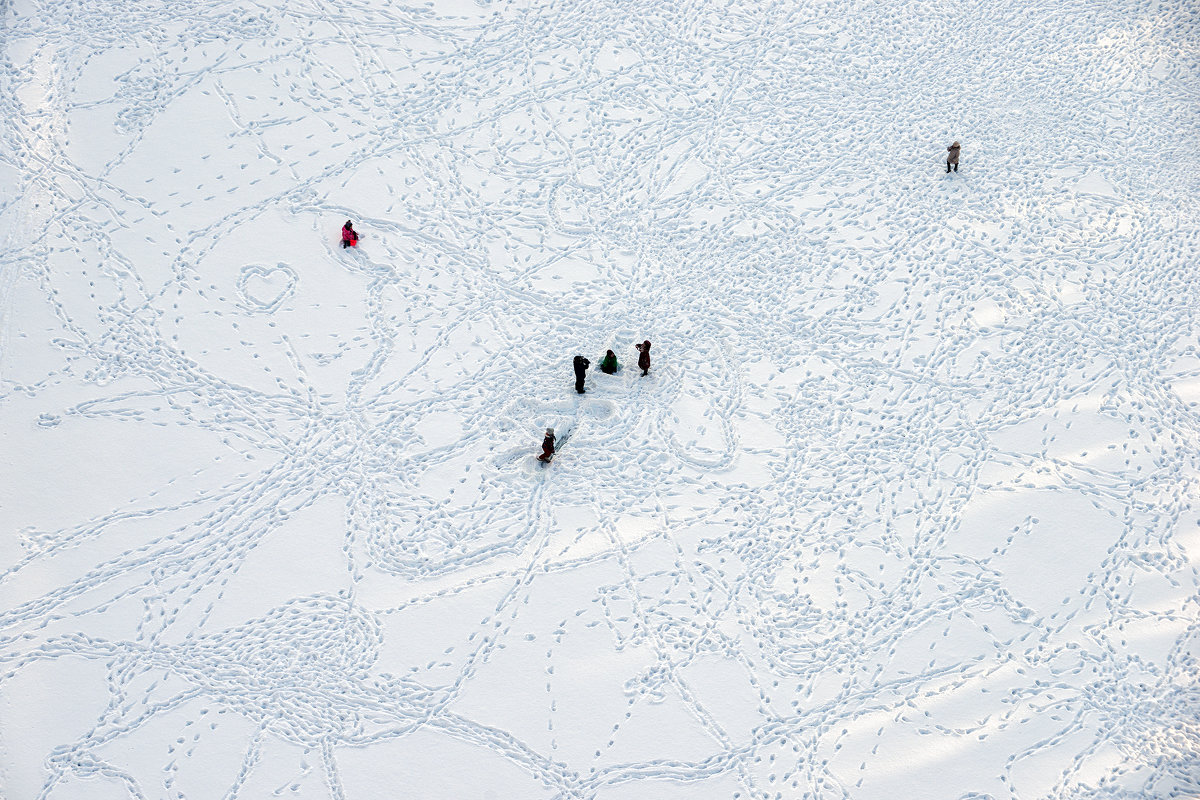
[635,340,651,376]
[537,428,556,462]
[341,220,359,248]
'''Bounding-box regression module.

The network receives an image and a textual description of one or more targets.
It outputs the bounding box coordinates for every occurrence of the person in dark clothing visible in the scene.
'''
[946,141,960,173]
[341,220,359,248]
[537,428,556,462]
[599,349,619,374]
[573,355,590,393]
[634,340,651,376]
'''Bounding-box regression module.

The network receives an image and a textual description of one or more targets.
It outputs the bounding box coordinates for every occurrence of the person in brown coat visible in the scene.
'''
[635,340,651,376]
[946,141,960,173]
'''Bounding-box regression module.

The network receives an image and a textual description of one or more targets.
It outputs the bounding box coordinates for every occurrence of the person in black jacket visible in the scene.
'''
[573,355,590,393]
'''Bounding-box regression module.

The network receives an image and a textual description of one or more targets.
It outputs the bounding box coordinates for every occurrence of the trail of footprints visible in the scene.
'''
[2,0,1200,798]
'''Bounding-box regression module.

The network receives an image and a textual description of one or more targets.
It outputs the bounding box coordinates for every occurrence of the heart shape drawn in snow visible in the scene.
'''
[237,263,298,313]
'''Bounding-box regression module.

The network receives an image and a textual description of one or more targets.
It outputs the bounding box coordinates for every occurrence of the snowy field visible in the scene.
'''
[2,0,1199,797]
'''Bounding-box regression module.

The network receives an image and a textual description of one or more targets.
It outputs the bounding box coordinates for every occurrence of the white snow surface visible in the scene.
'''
[2,0,1199,797]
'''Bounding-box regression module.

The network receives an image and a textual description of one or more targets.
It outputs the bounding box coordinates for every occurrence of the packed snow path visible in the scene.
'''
[2,0,1199,797]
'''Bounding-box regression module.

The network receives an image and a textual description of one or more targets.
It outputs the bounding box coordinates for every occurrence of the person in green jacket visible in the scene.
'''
[599,349,620,374]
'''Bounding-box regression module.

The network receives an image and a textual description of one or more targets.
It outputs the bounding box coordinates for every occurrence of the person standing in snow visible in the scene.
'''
[341,220,359,248]
[537,428,556,462]
[634,340,651,376]
[946,141,960,173]
[573,355,590,394]
[599,349,620,374]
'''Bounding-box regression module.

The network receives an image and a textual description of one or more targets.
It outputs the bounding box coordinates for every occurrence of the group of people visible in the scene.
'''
[573,340,651,393]
[347,142,961,465]
[539,340,652,462]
